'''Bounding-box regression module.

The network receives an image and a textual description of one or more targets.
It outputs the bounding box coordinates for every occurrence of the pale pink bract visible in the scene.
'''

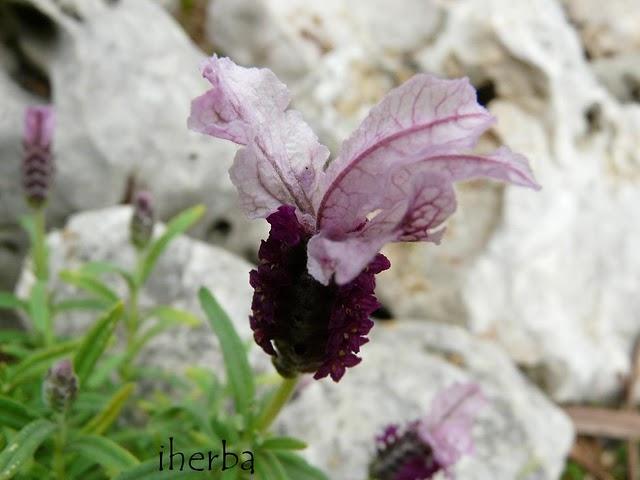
[188,55,540,285]
[418,382,487,474]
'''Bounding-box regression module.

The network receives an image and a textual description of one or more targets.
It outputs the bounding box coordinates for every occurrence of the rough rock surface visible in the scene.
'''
[561,0,640,59]
[560,0,640,103]
[0,0,266,292]
[208,0,640,402]
[277,321,574,480]
[14,206,268,374]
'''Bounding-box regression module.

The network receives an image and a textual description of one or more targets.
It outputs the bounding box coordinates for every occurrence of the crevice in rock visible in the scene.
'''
[475,79,497,107]
[207,218,233,241]
[372,303,393,321]
[0,1,55,98]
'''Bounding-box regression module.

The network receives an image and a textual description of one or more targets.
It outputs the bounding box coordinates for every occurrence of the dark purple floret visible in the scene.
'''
[370,424,442,480]
[249,205,390,381]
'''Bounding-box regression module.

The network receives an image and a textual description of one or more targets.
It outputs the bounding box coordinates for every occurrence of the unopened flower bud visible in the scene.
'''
[130,190,155,249]
[42,359,78,412]
[22,106,55,208]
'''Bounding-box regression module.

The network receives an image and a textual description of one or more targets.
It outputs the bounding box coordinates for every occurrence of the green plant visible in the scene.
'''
[0,201,326,479]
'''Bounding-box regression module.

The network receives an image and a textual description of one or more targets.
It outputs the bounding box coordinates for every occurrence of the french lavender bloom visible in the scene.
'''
[188,56,540,381]
[130,190,155,250]
[369,383,486,480]
[22,105,55,207]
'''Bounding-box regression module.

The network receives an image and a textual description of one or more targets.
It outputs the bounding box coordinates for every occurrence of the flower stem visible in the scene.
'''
[256,375,299,433]
[32,207,48,281]
[53,413,67,480]
[121,286,140,380]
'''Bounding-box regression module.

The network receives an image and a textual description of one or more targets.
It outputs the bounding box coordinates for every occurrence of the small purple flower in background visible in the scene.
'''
[130,190,155,250]
[369,383,486,480]
[188,56,540,381]
[22,105,55,208]
[42,358,78,413]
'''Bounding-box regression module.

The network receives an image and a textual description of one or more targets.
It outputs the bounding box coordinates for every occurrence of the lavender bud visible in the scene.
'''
[22,106,55,208]
[130,190,155,249]
[42,359,78,412]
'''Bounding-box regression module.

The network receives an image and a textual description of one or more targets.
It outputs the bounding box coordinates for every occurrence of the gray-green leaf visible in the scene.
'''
[198,288,255,421]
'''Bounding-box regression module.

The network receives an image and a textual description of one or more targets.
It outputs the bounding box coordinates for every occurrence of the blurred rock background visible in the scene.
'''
[2,0,640,478]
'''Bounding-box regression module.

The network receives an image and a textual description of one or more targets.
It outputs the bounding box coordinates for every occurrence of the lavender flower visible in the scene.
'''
[188,56,540,381]
[369,383,486,480]
[22,105,55,207]
[130,190,155,250]
[42,359,78,413]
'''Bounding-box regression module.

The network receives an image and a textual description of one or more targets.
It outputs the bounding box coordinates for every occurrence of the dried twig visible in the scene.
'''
[564,406,640,439]
[569,438,614,480]
[624,336,640,480]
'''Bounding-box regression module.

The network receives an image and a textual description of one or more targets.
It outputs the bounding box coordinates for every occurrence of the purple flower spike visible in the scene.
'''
[189,56,540,380]
[22,105,55,207]
[369,383,486,480]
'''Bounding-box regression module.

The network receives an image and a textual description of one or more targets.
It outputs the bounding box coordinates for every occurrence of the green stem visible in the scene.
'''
[256,376,299,433]
[121,287,139,380]
[127,287,139,340]
[53,413,67,480]
[32,208,48,281]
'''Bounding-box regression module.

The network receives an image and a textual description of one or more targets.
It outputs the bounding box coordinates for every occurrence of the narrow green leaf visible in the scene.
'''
[0,345,31,361]
[5,339,79,392]
[115,451,204,479]
[28,280,49,340]
[0,330,30,345]
[0,419,55,480]
[82,383,134,435]
[198,287,255,420]
[68,434,139,474]
[137,205,205,285]
[86,352,127,389]
[79,261,135,290]
[0,293,26,312]
[52,298,109,314]
[255,450,288,480]
[123,307,201,366]
[261,436,307,451]
[274,451,329,480]
[59,270,119,304]
[144,306,200,327]
[74,302,124,384]
[0,396,38,430]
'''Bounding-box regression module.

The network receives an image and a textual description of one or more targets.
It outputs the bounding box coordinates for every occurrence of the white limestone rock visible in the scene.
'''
[0,0,266,288]
[207,0,443,85]
[277,321,574,480]
[14,205,269,374]
[561,0,640,59]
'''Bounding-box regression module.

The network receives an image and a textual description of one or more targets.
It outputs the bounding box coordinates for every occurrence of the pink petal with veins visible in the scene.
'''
[316,75,495,235]
[188,55,328,219]
[308,170,457,285]
[418,382,487,470]
[306,74,540,284]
